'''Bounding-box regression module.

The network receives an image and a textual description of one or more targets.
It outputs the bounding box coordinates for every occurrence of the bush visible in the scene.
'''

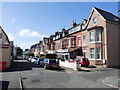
[40,54,46,58]
[25,53,34,57]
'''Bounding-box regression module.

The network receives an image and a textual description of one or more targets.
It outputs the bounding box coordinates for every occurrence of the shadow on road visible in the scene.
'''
[3,60,39,72]
[0,81,9,89]
[3,60,66,72]
[46,67,66,72]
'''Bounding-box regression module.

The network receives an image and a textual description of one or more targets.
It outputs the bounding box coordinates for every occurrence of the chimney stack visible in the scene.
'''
[72,21,77,27]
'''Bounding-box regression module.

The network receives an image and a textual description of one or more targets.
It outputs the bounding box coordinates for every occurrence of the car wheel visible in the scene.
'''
[86,65,89,67]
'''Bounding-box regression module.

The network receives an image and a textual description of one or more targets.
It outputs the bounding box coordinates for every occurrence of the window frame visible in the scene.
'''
[89,31,95,42]
[93,17,97,25]
[83,35,86,45]
[96,30,101,41]
[71,37,75,47]
[90,48,94,59]
[96,48,101,59]
[78,35,81,46]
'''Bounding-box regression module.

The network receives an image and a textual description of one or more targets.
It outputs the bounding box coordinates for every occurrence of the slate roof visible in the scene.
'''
[94,7,120,24]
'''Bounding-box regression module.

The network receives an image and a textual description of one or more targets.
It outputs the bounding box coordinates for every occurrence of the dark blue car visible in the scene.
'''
[34,58,44,66]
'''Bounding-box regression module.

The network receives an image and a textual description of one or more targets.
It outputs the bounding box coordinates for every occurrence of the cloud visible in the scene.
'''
[19,41,37,50]
[15,26,19,29]
[7,33,15,41]
[10,17,15,25]
[19,29,48,38]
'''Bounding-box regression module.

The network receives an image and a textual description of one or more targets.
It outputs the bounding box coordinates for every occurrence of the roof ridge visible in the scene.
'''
[94,6,120,19]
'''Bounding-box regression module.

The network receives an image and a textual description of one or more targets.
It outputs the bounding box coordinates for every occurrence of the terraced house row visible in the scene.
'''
[32,7,120,68]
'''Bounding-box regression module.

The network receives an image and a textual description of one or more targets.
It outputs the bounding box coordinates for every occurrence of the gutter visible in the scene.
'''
[19,73,24,90]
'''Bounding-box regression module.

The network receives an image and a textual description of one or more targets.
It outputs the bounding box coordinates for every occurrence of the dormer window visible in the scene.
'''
[93,18,97,24]
[82,21,86,28]
[56,35,58,39]
[53,37,55,40]
[63,32,65,37]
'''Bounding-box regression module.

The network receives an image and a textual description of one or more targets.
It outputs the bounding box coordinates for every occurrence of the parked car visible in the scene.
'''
[69,59,75,63]
[42,58,60,69]
[28,57,32,62]
[31,57,38,63]
[75,57,90,67]
[34,58,44,66]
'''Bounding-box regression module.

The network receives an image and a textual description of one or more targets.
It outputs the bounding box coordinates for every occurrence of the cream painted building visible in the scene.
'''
[0,26,11,69]
[82,7,120,67]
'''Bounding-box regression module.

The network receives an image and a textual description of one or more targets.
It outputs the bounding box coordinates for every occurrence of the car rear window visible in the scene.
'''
[44,59,49,62]
[49,59,57,63]
[34,58,37,59]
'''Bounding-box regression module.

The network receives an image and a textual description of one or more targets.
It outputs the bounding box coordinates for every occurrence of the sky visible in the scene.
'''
[0,2,119,50]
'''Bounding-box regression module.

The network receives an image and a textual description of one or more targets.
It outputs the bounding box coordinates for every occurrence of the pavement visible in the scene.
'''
[80,65,116,72]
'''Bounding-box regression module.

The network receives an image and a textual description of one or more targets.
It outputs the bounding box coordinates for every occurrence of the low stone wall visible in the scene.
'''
[89,60,103,65]
[59,60,79,71]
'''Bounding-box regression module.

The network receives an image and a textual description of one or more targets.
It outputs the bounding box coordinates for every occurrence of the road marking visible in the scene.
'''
[102,77,118,88]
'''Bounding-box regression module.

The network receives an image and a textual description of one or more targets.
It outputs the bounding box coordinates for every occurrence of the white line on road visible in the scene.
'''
[102,77,118,88]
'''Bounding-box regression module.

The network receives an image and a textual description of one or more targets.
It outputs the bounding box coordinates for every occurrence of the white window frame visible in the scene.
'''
[89,31,95,42]
[96,30,101,42]
[78,35,81,46]
[68,38,71,47]
[90,48,94,59]
[93,17,97,25]
[71,37,75,47]
[96,47,101,59]
[83,35,86,45]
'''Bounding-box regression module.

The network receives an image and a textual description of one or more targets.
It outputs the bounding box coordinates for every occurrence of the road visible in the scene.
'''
[0,59,119,89]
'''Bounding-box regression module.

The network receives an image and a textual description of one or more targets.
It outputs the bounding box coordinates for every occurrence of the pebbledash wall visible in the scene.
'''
[0,26,11,68]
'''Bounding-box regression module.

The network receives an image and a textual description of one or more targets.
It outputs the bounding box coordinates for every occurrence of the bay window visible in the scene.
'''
[96,30,101,41]
[90,48,94,59]
[78,36,81,46]
[71,38,75,46]
[96,48,100,59]
[68,38,70,47]
[83,35,86,45]
[90,31,94,42]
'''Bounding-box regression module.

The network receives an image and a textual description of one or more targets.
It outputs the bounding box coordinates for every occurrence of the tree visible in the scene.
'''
[16,47,23,56]
[25,53,34,57]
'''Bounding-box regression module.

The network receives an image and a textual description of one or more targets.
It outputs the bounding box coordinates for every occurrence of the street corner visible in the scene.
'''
[102,76,119,88]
